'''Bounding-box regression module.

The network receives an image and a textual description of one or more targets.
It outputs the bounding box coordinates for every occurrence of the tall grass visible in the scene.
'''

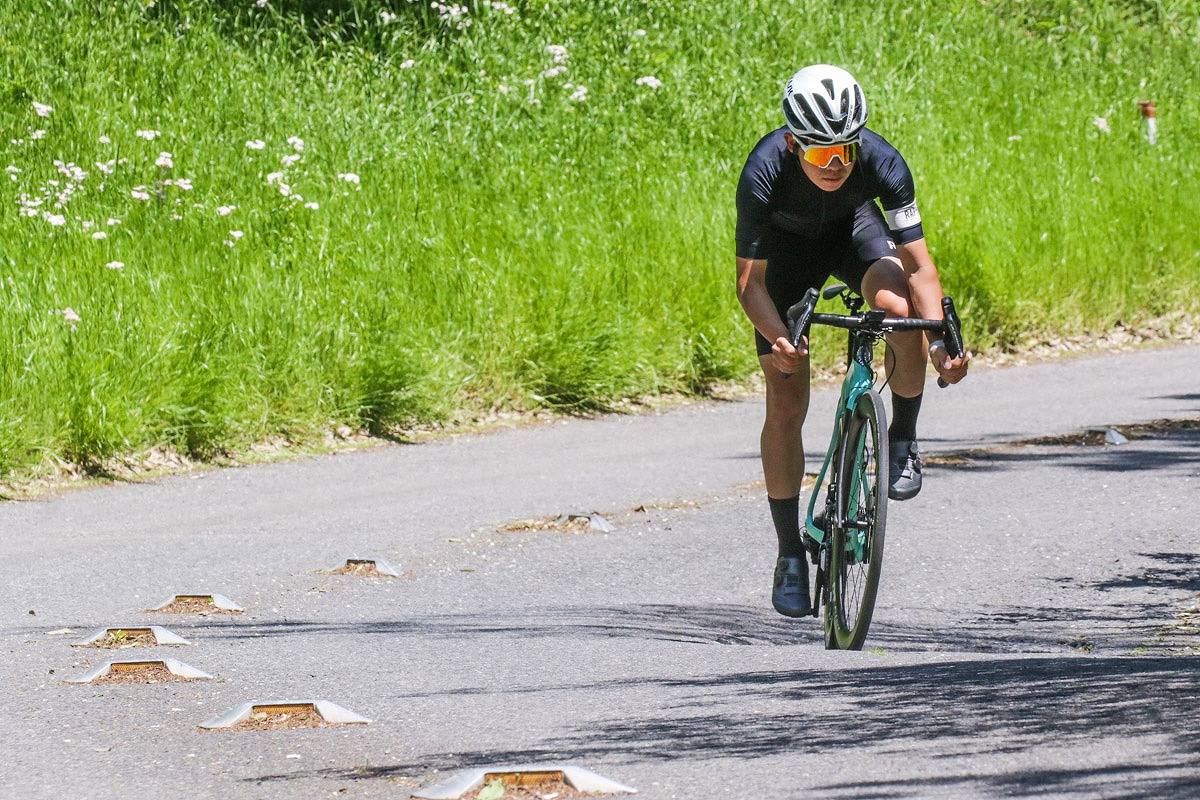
[1,0,1197,475]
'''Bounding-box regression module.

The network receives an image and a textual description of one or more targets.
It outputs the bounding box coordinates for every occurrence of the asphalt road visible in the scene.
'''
[2,344,1199,799]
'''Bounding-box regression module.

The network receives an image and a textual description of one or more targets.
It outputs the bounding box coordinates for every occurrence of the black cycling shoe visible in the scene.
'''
[889,439,923,500]
[772,557,813,617]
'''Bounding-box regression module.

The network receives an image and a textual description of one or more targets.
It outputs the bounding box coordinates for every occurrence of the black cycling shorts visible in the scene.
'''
[754,201,897,357]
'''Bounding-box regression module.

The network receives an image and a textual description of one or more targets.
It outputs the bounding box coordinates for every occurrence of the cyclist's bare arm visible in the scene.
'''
[897,238,970,384]
[737,256,806,373]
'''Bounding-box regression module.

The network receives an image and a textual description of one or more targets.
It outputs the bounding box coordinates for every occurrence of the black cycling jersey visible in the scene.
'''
[735,126,924,261]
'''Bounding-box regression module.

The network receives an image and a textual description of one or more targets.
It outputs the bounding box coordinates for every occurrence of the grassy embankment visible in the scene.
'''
[1,0,1197,481]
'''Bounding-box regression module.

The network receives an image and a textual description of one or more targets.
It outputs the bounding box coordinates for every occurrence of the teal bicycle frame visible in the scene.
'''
[803,333,878,559]
[786,283,964,648]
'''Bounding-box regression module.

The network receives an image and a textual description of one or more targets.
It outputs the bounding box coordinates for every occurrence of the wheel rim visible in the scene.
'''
[826,394,887,650]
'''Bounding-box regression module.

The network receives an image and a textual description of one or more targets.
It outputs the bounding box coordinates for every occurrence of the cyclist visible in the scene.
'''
[735,64,969,618]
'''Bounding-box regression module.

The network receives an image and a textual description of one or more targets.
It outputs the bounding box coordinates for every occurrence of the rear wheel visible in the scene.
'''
[823,391,888,650]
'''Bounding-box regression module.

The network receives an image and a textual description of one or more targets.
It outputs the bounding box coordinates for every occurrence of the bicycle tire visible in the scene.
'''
[823,391,889,650]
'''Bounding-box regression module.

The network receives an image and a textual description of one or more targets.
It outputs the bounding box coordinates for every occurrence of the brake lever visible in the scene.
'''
[936,296,965,389]
[780,287,820,379]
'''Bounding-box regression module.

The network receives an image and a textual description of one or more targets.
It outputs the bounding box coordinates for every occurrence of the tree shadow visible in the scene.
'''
[244,655,1200,797]
[926,419,1200,476]
[1091,551,1200,593]
[190,603,822,647]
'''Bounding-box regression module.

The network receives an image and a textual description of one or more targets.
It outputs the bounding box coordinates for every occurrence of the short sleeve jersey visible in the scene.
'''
[735,127,924,260]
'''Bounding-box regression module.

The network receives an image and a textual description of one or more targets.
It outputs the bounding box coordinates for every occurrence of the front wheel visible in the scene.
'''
[823,391,889,650]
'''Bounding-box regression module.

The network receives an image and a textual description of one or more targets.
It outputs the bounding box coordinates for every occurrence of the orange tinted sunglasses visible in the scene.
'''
[797,140,860,168]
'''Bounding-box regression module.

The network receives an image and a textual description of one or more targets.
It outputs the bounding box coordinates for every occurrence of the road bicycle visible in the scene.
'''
[786,283,965,650]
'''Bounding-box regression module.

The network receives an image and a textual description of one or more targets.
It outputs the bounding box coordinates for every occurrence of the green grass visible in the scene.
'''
[1,0,1198,476]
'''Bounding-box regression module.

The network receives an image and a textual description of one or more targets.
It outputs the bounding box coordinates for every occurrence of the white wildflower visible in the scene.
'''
[61,307,81,323]
[281,154,301,167]
[106,261,124,270]
[173,178,193,191]
[156,152,174,168]
[277,182,292,197]
[107,218,121,226]
[304,201,319,210]
[1092,116,1111,134]
[131,189,151,201]
[245,139,266,150]
[569,85,588,103]
[287,136,305,152]
[380,10,396,23]
[217,205,237,216]
[55,161,87,181]
[337,172,361,184]
[45,214,67,226]
[136,129,161,141]
[229,230,244,240]
[546,44,569,64]
[98,135,111,144]
[92,231,108,240]
[634,28,646,36]
[542,66,567,79]
[488,1,516,13]
[400,59,416,69]
[432,2,471,28]
[6,166,20,174]
[30,130,47,140]
[33,102,53,117]
[266,171,285,184]
[636,75,663,89]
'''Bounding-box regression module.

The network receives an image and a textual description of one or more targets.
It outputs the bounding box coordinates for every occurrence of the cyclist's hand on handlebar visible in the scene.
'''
[772,335,807,376]
[930,341,970,385]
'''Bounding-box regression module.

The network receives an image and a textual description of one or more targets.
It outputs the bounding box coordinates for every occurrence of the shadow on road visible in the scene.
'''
[1091,551,1200,593]
[929,423,1200,475]
[245,655,1200,797]
[177,588,1175,657]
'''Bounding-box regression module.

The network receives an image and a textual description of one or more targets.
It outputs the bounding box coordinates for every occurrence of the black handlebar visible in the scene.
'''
[785,287,820,349]
[784,288,967,389]
[936,296,965,388]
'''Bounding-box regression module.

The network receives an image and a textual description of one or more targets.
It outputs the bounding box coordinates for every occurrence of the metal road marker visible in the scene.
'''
[327,558,402,577]
[65,658,214,684]
[72,626,191,647]
[411,764,637,799]
[147,593,245,612]
[198,700,371,729]
[1084,426,1129,445]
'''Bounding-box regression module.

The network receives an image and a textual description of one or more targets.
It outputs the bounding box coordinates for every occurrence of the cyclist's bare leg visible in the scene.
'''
[861,256,927,499]
[759,353,810,498]
[761,353,815,616]
[860,257,923,397]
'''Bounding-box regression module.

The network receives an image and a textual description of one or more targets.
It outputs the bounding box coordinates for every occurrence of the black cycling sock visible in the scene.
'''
[889,391,923,442]
[768,495,805,558]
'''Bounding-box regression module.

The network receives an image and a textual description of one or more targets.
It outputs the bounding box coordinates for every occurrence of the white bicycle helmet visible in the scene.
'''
[782,65,868,145]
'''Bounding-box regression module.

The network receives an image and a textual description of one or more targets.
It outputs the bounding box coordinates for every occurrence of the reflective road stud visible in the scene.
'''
[411,764,637,799]
[65,658,214,683]
[328,558,401,577]
[147,593,245,612]
[198,700,371,729]
[72,626,191,647]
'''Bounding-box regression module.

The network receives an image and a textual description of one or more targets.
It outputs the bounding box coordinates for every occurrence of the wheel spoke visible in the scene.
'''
[824,392,888,651]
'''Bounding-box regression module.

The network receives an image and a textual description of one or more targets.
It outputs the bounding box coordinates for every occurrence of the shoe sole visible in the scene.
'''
[773,602,814,617]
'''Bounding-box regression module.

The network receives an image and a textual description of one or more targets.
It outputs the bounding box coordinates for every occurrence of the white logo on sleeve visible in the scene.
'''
[884,200,922,231]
